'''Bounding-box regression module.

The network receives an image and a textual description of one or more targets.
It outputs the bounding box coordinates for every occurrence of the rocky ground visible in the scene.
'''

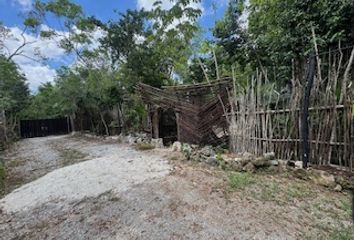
[0,135,353,240]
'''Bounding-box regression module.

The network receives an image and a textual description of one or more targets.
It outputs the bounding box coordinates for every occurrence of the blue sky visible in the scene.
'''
[0,0,228,92]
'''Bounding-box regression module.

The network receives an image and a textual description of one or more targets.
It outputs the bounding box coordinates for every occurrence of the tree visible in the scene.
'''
[21,82,62,120]
[0,55,29,140]
[54,67,86,132]
[101,0,202,87]
[213,0,248,67]
[247,0,354,76]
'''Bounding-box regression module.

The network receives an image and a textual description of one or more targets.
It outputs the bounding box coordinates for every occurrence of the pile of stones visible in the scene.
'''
[171,141,354,192]
[173,141,285,172]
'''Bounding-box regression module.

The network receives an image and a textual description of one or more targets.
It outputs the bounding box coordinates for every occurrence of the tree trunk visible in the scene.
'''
[70,113,76,133]
[116,104,122,134]
[0,110,7,142]
[100,112,110,136]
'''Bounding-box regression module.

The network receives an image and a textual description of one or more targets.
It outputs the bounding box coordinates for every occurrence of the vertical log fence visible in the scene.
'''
[227,47,354,171]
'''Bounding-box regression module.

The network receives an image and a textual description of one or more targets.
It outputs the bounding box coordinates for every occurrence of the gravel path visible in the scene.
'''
[0,135,170,212]
[0,135,352,240]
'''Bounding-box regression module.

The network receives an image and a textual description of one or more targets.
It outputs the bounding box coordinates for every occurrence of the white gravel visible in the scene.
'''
[0,142,170,213]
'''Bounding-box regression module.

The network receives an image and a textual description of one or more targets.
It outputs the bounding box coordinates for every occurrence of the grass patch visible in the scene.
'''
[228,172,255,189]
[329,226,354,240]
[59,148,88,166]
[250,176,316,204]
[256,181,280,202]
[286,182,314,199]
[339,198,352,214]
[135,143,155,151]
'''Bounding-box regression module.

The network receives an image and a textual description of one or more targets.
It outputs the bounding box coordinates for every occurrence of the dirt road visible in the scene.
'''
[0,135,352,239]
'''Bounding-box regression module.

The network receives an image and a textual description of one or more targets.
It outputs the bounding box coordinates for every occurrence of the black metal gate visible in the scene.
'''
[20,117,71,138]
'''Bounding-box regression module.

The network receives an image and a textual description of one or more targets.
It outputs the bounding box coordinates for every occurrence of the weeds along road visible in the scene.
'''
[0,135,352,240]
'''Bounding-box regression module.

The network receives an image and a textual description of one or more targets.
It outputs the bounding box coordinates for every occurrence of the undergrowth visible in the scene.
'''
[135,143,155,151]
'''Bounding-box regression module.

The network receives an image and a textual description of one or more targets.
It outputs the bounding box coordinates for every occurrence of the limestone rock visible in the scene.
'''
[111,136,120,141]
[205,157,218,166]
[263,152,275,161]
[171,141,182,152]
[243,162,256,173]
[229,160,243,172]
[269,160,279,166]
[335,176,354,190]
[200,146,215,157]
[252,158,270,168]
[295,161,303,169]
[151,138,164,148]
[277,160,288,171]
[241,152,254,160]
[293,168,309,180]
[127,135,137,144]
[334,184,343,192]
[309,170,336,188]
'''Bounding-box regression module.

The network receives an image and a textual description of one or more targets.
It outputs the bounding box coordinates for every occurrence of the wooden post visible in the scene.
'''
[301,52,316,169]
[176,112,181,142]
[152,108,159,139]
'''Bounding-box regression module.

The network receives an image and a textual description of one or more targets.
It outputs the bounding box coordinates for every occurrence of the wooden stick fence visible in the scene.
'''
[227,47,354,171]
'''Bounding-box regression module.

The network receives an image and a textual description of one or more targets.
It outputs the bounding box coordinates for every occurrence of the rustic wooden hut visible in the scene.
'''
[137,79,231,146]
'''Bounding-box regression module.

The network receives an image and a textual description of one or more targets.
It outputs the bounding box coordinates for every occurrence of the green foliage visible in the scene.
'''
[0,56,29,140]
[20,0,354,136]
[32,0,97,54]
[0,56,29,113]
[213,0,248,66]
[123,94,147,132]
[216,153,224,162]
[45,0,82,19]
[101,0,202,87]
[248,0,354,65]
[24,17,40,28]
[21,83,62,119]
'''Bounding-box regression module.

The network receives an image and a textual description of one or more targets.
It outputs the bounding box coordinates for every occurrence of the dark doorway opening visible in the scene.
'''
[159,108,177,146]
[20,117,71,138]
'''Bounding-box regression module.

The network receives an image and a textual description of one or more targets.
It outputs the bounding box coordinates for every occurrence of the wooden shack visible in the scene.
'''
[137,79,231,146]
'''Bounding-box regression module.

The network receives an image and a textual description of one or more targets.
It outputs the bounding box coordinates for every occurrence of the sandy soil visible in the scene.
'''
[0,135,353,240]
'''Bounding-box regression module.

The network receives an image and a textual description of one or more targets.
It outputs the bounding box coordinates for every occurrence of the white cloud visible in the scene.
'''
[240,0,250,28]
[20,65,57,92]
[137,0,204,32]
[13,0,32,11]
[2,25,67,92]
[137,0,204,13]
[2,25,105,92]
[4,25,66,64]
